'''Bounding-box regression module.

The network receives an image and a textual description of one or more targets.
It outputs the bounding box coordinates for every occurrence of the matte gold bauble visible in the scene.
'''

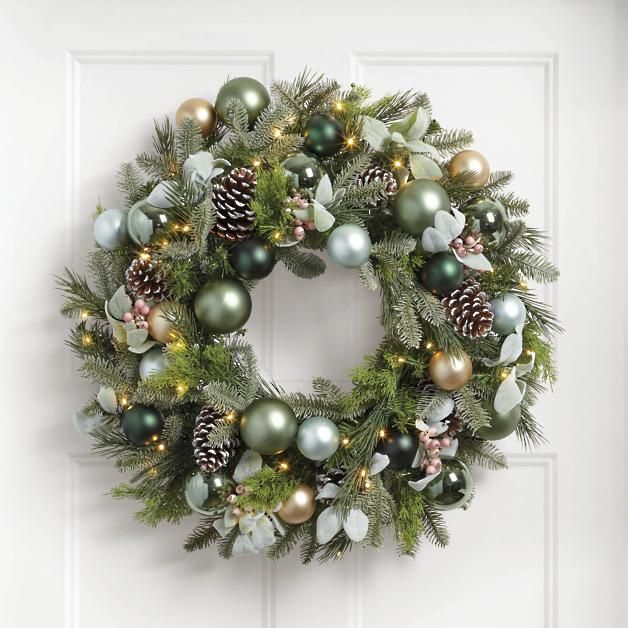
[429,350,473,391]
[277,483,316,524]
[448,150,490,188]
[147,302,176,344]
[176,98,217,137]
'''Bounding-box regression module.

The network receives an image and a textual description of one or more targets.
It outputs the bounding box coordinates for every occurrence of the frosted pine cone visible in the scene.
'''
[356,166,398,206]
[125,256,169,302]
[441,278,493,338]
[210,167,257,241]
[192,406,239,473]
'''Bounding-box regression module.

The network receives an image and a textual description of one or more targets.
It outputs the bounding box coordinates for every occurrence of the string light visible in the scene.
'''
[273,231,283,241]
[161,239,169,248]
[279,461,289,471]
[378,429,386,439]
[140,252,151,261]
[525,349,534,356]
[396,356,406,365]
[393,159,403,169]
[151,434,159,443]
[80,310,90,319]
[519,281,528,291]
[345,136,356,147]
[120,397,128,407]
[499,368,510,380]
[81,334,93,346]
[364,480,371,489]
[425,341,434,350]
[341,437,350,447]
[360,468,368,478]
[181,224,191,233]
[252,159,261,167]
[176,383,187,396]
[334,101,344,111]
[225,412,237,422]
[157,442,166,452]
[272,128,283,139]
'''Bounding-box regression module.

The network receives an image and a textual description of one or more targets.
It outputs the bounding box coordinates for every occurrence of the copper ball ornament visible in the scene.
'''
[429,350,473,391]
[448,150,490,188]
[147,302,177,344]
[176,98,217,137]
[277,483,316,524]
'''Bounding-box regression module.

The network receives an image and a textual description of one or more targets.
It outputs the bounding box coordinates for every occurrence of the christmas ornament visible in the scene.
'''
[429,350,473,390]
[127,199,169,246]
[93,208,129,251]
[376,428,419,469]
[239,398,297,455]
[296,416,340,461]
[463,196,507,246]
[356,166,398,206]
[420,252,464,295]
[441,278,494,338]
[476,402,521,440]
[229,237,276,280]
[393,179,451,235]
[282,153,323,189]
[215,77,270,128]
[192,406,240,473]
[146,302,177,344]
[424,457,474,510]
[185,472,232,516]
[121,404,164,446]
[448,150,490,188]
[176,98,217,137]
[327,224,372,268]
[210,167,257,241]
[125,256,170,302]
[193,278,252,333]
[303,114,344,157]
[489,293,527,335]
[138,345,168,380]
[277,483,316,524]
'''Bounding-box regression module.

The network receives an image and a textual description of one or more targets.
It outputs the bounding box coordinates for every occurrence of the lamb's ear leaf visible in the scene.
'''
[409,153,442,180]
[360,116,391,151]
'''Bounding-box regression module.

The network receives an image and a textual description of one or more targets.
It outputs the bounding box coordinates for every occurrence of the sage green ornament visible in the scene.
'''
[240,398,298,455]
[393,179,451,235]
[296,416,340,461]
[185,472,232,516]
[281,153,323,189]
[420,252,464,295]
[327,224,372,268]
[138,345,167,380]
[194,278,252,334]
[215,77,270,129]
[424,457,474,511]
[464,196,507,245]
[229,237,276,280]
[121,404,164,446]
[489,293,527,335]
[127,199,169,246]
[304,113,344,157]
[476,402,522,440]
[93,208,129,251]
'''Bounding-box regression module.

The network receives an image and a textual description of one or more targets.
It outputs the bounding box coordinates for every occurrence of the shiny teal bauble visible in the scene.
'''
[185,472,232,516]
[296,416,340,461]
[304,114,344,157]
[127,199,169,245]
[376,428,419,470]
[240,398,298,455]
[93,208,129,250]
[476,403,522,440]
[281,153,323,189]
[327,224,372,268]
[194,278,252,334]
[138,345,168,380]
[424,457,474,511]
[464,196,507,245]
[121,404,164,446]
[489,293,527,335]
[393,179,451,235]
[420,252,464,295]
[229,237,276,280]
[215,77,270,129]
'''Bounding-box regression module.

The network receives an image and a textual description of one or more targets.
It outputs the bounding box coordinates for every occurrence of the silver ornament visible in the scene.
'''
[93,208,129,251]
[489,293,527,335]
[139,345,168,380]
[327,224,372,268]
[296,416,340,461]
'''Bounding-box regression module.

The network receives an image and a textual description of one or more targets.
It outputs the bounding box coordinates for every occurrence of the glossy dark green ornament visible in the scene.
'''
[420,252,464,295]
[240,398,298,455]
[393,179,451,235]
[476,402,522,440]
[303,114,344,157]
[376,428,418,470]
[194,278,252,333]
[127,199,169,246]
[121,404,164,446]
[185,472,233,516]
[463,196,507,245]
[281,153,323,189]
[229,237,276,280]
[424,457,474,511]
[215,76,270,129]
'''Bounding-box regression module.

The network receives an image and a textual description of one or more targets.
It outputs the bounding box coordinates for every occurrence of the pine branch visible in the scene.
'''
[421,502,450,547]
[276,247,326,279]
[56,268,106,318]
[175,117,203,162]
[457,436,508,470]
[453,386,491,432]
[117,162,145,207]
[266,524,306,560]
[184,517,221,552]
[425,128,474,156]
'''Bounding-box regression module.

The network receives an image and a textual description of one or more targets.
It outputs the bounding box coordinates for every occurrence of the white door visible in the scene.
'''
[1,1,625,627]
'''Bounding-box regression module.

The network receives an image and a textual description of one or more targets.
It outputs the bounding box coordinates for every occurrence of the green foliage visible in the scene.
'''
[236,466,300,512]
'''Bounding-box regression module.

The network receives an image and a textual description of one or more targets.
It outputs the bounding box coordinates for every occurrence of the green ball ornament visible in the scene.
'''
[93,208,129,251]
[376,428,419,470]
[240,398,298,455]
[215,77,270,129]
[229,237,276,280]
[194,278,252,334]
[476,403,522,440]
[420,252,464,295]
[185,472,232,516]
[424,457,474,511]
[303,114,344,157]
[464,196,507,245]
[296,416,340,461]
[121,404,164,446]
[327,224,372,268]
[127,199,169,246]
[393,179,451,235]
[281,153,323,189]
[489,293,527,335]
[138,345,168,380]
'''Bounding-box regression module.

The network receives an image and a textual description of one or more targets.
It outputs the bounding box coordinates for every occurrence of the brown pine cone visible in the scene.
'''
[125,256,170,302]
[445,413,464,437]
[441,278,493,338]
[210,167,257,241]
[357,166,398,206]
[192,406,239,474]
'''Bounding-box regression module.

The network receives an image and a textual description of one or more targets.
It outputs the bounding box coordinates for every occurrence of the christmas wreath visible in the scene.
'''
[58,71,560,562]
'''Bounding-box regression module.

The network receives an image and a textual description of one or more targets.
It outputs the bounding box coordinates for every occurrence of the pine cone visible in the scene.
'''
[210,167,257,241]
[125,256,170,302]
[357,166,398,206]
[315,466,346,494]
[192,406,240,474]
[441,278,493,338]
[445,413,464,438]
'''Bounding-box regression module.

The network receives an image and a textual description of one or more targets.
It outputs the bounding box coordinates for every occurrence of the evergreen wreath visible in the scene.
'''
[58,70,560,562]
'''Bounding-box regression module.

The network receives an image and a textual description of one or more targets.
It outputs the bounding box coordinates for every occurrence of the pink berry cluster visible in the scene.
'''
[418,427,453,475]
[122,299,151,329]
[286,193,316,241]
[451,234,484,258]
[226,483,252,518]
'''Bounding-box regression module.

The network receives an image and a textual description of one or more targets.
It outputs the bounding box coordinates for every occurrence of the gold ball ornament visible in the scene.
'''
[277,483,316,524]
[429,350,473,391]
[147,302,177,344]
[175,98,217,137]
[448,150,490,188]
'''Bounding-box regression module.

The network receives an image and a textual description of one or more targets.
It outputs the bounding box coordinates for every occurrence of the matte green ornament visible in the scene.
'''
[424,457,474,511]
[420,252,464,295]
[476,402,522,440]
[215,77,270,129]
[393,179,451,235]
[281,153,323,189]
[240,398,298,455]
[185,472,232,516]
[127,199,169,246]
[303,114,344,157]
[489,293,527,335]
[121,404,164,446]
[376,428,419,469]
[194,278,252,334]
[464,196,507,245]
[229,237,276,280]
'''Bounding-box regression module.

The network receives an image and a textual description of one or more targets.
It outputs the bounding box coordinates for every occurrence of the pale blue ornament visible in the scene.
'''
[490,293,527,335]
[93,208,129,250]
[296,416,340,461]
[139,345,168,380]
[327,224,371,268]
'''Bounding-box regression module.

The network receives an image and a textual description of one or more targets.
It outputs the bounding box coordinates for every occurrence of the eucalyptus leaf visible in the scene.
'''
[483,331,523,367]
[251,516,276,549]
[233,449,263,483]
[421,227,449,253]
[212,518,230,537]
[408,470,440,493]
[313,201,336,232]
[390,107,430,141]
[126,327,149,348]
[343,509,369,543]
[405,139,440,157]
[96,386,117,414]
[316,483,340,500]
[146,181,174,209]
[426,396,455,422]
[516,351,536,376]
[440,438,459,457]
[360,116,391,151]
[390,131,406,145]
[494,369,525,414]
[233,533,257,556]
[72,410,104,434]
[316,507,343,544]
[314,175,333,205]
[434,210,464,242]
[105,302,127,343]
[128,339,159,354]
[369,452,389,476]
[454,250,493,272]
[409,153,442,180]
[108,285,132,320]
